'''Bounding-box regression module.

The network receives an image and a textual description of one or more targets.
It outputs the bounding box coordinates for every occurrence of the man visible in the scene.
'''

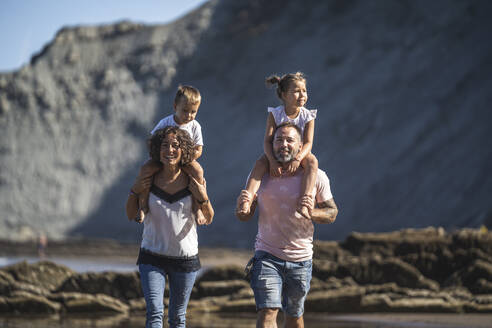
[236,122,338,328]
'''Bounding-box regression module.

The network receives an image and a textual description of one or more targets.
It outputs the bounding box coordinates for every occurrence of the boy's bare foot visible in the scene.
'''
[136,209,145,223]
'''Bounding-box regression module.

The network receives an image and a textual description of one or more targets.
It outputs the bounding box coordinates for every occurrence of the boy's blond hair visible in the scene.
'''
[174,85,201,105]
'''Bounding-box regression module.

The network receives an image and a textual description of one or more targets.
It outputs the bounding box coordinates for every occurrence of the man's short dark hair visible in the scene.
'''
[274,122,303,141]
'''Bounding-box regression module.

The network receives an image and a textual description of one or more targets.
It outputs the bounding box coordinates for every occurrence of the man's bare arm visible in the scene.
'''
[311,198,338,224]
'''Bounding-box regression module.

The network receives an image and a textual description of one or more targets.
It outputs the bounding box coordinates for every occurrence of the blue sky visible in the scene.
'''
[0,0,207,72]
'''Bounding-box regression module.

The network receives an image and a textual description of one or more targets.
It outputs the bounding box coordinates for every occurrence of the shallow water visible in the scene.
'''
[1,313,492,328]
[0,256,136,273]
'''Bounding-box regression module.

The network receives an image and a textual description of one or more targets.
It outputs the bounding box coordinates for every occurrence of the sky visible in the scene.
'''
[0,0,207,72]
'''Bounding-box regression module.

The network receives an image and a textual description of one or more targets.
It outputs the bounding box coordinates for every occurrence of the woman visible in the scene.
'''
[126,126,213,328]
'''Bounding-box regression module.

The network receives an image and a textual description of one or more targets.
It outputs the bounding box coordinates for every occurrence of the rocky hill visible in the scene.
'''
[0,0,491,247]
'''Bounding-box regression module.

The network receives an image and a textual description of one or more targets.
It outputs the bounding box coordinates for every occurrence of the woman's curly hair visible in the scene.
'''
[148,126,195,166]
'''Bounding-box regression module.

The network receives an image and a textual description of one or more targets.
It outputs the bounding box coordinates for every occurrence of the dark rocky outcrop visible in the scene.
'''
[2,228,489,316]
[57,271,142,300]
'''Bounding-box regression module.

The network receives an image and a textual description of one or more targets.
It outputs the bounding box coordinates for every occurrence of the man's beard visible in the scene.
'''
[275,150,297,163]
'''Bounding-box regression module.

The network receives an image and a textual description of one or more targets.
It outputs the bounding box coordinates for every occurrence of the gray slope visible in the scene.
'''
[0,0,491,247]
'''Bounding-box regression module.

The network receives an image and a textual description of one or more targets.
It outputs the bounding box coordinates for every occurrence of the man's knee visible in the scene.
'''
[284,313,304,328]
[257,308,279,327]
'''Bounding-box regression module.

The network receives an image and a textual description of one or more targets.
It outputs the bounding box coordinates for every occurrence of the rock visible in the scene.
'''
[340,228,447,257]
[0,271,15,296]
[329,256,439,290]
[463,302,492,313]
[57,271,142,300]
[452,229,492,255]
[313,240,350,260]
[387,297,463,313]
[128,297,146,312]
[217,298,256,313]
[305,286,365,312]
[312,258,338,281]
[0,296,10,313]
[1,261,74,292]
[360,294,392,312]
[198,265,246,282]
[6,293,61,314]
[49,292,129,314]
[444,259,492,293]
[375,258,439,290]
[194,279,249,298]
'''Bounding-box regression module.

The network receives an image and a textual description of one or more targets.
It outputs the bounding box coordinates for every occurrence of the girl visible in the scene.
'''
[239,72,318,219]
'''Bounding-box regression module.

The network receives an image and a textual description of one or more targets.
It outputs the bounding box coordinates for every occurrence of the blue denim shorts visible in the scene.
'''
[249,250,312,317]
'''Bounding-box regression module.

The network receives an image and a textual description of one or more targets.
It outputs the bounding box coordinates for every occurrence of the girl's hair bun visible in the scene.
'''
[265,75,281,86]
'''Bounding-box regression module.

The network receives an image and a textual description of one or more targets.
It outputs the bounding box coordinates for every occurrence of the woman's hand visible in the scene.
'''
[189,176,214,225]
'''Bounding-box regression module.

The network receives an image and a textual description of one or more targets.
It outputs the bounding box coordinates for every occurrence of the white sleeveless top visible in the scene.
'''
[267,105,317,134]
[140,188,198,258]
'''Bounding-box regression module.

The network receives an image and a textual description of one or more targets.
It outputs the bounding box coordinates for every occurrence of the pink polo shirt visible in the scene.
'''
[255,169,333,262]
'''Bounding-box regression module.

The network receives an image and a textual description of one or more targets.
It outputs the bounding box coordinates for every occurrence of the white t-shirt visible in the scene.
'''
[255,169,333,262]
[268,105,317,135]
[151,114,204,146]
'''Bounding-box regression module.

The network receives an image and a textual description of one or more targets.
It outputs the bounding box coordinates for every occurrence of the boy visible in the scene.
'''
[136,85,205,222]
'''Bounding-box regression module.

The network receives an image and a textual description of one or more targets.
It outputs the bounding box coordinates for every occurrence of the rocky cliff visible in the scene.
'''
[0,0,491,247]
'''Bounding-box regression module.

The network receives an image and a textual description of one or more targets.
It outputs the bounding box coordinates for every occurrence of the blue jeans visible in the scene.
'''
[139,263,198,328]
[250,250,312,317]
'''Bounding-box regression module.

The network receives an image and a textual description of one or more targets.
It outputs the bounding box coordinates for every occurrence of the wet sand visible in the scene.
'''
[1,312,492,328]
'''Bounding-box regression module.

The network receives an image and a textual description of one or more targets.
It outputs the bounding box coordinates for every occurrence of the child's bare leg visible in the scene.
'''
[239,155,268,214]
[182,161,206,222]
[137,160,162,222]
[298,153,318,219]
[182,160,204,184]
